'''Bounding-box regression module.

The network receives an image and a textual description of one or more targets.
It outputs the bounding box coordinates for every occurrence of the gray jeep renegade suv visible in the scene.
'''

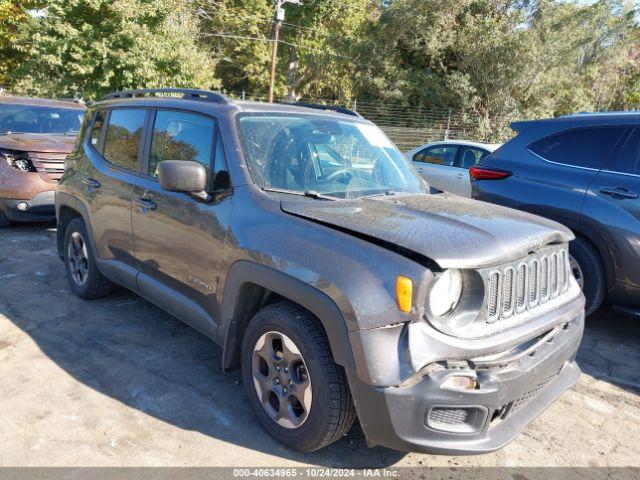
[56,89,585,454]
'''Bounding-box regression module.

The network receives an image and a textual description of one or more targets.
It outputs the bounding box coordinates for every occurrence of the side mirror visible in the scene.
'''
[158,160,207,193]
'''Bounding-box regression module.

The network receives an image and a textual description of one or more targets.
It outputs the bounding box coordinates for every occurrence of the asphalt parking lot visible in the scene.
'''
[0,223,639,468]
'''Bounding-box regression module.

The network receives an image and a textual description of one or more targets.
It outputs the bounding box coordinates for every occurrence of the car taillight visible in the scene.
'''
[469,166,512,180]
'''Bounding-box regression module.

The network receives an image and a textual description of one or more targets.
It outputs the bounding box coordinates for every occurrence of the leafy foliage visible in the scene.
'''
[6,0,219,100]
[196,0,378,101]
[0,0,637,131]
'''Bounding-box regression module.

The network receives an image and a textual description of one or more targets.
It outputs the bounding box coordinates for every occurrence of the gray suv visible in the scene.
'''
[56,89,585,454]
[471,112,640,317]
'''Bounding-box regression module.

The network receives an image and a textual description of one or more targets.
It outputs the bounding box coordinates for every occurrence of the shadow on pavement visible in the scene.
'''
[0,224,405,468]
[577,306,640,395]
[1,224,638,467]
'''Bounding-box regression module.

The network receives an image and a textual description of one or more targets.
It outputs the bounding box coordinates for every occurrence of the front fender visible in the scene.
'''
[220,260,357,371]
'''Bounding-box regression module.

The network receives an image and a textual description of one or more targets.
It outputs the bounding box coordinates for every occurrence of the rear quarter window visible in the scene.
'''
[606,128,640,175]
[528,126,626,170]
[90,110,106,150]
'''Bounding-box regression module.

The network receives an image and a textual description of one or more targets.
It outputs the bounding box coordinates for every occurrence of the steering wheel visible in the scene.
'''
[324,168,353,183]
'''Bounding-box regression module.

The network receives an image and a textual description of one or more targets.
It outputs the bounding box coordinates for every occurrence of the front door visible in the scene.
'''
[583,126,640,307]
[131,109,233,339]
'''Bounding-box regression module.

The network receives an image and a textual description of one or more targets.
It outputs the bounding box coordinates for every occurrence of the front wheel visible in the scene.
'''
[241,302,356,452]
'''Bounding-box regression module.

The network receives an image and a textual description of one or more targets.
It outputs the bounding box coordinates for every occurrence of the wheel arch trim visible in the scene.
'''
[220,260,356,372]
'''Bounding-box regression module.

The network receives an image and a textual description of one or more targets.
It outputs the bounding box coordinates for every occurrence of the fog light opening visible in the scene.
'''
[17,202,30,211]
[441,375,477,391]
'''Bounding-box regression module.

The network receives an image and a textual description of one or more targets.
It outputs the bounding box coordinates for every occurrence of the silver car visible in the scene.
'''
[406,140,501,197]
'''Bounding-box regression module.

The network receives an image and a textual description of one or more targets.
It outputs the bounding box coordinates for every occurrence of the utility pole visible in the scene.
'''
[268,0,301,103]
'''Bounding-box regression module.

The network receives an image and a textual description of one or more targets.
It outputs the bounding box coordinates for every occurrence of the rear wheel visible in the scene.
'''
[63,217,114,299]
[241,302,356,452]
[569,236,605,316]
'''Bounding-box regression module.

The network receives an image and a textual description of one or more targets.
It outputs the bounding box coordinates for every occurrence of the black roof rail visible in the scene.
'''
[56,98,85,104]
[284,102,362,118]
[101,88,230,104]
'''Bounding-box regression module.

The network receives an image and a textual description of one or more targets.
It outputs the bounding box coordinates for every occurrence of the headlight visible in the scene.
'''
[428,269,463,317]
[2,150,36,172]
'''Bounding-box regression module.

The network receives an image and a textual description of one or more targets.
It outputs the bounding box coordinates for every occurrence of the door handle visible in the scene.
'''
[82,178,100,189]
[135,197,157,211]
[599,187,638,200]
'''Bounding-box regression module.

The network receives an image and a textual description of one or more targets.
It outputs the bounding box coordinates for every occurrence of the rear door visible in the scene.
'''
[79,108,148,290]
[452,145,490,197]
[411,145,459,193]
[509,126,629,226]
[131,108,233,339]
[582,127,640,304]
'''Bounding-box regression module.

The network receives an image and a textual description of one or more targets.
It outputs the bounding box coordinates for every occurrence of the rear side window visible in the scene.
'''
[102,109,147,171]
[149,110,216,181]
[90,110,106,149]
[458,147,488,169]
[606,128,640,175]
[414,145,458,166]
[529,126,626,170]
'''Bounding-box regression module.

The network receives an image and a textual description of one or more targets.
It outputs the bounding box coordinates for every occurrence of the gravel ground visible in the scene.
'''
[0,224,638,469]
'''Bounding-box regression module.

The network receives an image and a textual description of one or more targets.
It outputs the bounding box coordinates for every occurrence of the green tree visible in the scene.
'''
[196,0,274,97]
[0,0,45,87]
[360,0,638,140]
[9,0,219,100]
[197,0,379,101]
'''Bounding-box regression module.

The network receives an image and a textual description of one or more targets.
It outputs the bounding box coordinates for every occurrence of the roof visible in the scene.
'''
[406,140,502,153]
[0,95,86,109]
[511,111,640,132]
[562,110,640,118]
[97,88,363,121]
[234,100,366,120]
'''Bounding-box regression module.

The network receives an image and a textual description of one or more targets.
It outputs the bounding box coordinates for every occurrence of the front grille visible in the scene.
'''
[28,152,67,182]
[486,246,570,323]
[510,372,558,414]
[491,368,562,425]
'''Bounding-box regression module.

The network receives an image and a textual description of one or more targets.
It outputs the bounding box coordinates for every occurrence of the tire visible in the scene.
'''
[63,217,114,299]
[241,301,356,452]
[569,236,606,316]
[0,209,10,228]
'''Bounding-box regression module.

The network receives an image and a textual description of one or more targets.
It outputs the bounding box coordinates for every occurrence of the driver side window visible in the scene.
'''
[149,110,216,185]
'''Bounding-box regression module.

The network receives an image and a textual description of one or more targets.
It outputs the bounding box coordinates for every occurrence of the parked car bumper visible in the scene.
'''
[0,190,56,222]
[348,300,584,454]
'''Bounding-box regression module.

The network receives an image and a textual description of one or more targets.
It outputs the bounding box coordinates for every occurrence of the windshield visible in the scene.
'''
[238,114,426,199]
[0,104,84,134]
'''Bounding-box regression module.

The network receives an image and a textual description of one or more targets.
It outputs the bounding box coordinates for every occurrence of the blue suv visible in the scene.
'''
[472,112,640,317]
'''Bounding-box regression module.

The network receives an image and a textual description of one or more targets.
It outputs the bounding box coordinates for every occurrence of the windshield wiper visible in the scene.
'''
[262,187,337,201]
[361,190,397,199]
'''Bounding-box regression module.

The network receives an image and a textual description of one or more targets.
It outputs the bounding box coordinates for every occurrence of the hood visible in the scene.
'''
[281,193,573,269]
[0,132,77,154]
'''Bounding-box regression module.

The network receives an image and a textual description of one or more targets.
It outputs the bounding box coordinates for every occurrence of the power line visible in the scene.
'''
[198,32,359,63]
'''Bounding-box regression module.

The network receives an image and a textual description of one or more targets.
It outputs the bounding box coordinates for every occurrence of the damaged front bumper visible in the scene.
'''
[346,294,585,454]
